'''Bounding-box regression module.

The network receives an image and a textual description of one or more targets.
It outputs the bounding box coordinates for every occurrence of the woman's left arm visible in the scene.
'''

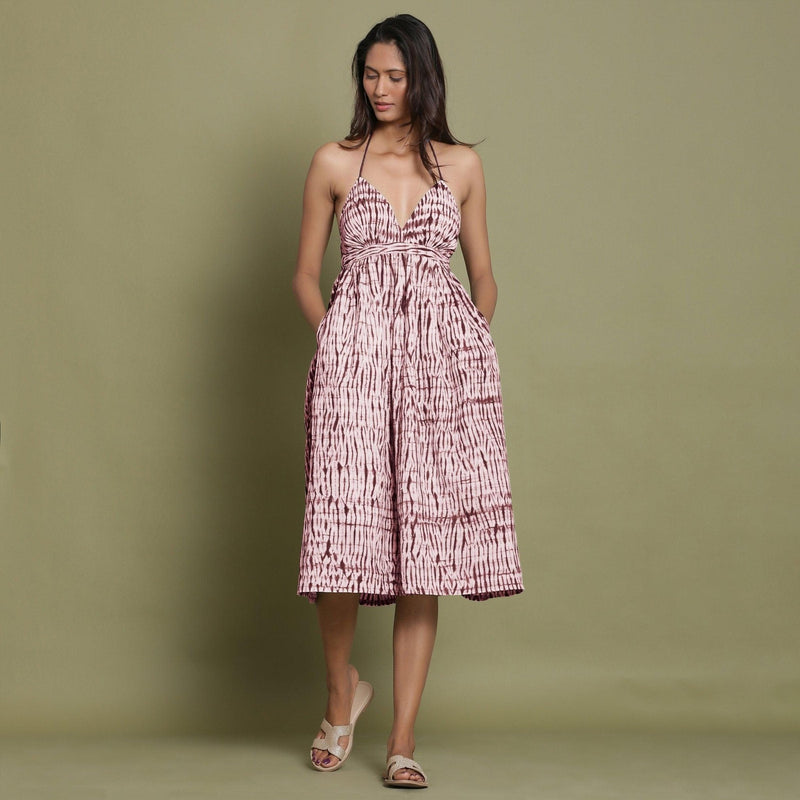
[458,148,497,325]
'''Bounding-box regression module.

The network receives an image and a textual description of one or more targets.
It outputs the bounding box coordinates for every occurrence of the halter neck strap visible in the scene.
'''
[358,132,373,178]
[429,140,444,182]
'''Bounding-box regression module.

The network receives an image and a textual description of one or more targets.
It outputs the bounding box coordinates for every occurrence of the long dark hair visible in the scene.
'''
[341,14,473,179]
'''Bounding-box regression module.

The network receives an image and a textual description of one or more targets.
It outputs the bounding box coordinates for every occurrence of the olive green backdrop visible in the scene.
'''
[1,0,798,736]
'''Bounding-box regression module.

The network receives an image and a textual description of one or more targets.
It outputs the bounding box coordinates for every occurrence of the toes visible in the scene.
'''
[311,748,339,768]
[395,768,423,782]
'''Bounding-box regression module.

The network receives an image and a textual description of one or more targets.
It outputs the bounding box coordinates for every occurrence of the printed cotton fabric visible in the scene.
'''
[298,147,524,606]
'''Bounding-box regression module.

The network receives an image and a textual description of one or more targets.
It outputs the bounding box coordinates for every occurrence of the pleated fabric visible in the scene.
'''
[298,146,524,606]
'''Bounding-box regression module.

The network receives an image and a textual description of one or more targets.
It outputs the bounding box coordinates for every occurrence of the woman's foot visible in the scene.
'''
[311,664,360,769]
[385,735,425,784]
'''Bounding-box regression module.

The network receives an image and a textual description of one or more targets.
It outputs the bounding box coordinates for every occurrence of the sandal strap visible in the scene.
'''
[386,754,427,782]
[311,718,352,760]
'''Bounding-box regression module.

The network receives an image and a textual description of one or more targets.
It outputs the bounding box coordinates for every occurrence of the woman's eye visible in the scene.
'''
[390,77,402,83]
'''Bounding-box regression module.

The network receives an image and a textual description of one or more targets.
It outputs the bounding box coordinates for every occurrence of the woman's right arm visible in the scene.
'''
[292,144,338,333]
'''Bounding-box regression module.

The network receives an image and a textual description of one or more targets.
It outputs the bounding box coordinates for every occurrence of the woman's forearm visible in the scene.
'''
[469,272,497,325]
[293,270,327,332]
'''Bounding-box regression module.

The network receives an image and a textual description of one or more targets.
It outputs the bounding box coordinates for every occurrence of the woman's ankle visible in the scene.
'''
[326,663,356,693]
[386,731,416,756]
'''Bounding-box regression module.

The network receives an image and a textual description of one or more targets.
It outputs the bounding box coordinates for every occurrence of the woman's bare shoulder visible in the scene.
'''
[309,139,362,175]
[434,141,481,164]
[305,138,368,204]
[433,142,483,180]
[432,143,484,202]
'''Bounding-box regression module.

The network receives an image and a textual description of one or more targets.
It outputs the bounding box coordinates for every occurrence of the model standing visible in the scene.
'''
[292,14,524,788]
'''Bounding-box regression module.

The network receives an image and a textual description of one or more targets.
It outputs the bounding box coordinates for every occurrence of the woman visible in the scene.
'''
[292,14,524,788]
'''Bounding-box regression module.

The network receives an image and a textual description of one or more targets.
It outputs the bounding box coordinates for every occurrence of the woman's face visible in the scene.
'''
[362,42,410,125]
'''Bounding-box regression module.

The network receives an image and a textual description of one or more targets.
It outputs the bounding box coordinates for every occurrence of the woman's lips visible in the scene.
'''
[375,103,392,111]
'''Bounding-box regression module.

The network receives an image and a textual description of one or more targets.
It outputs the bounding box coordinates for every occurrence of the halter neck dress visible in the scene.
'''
[298,134,524,606]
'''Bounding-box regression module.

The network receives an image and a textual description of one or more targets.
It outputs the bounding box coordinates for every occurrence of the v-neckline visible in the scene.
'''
[356,176,441,230]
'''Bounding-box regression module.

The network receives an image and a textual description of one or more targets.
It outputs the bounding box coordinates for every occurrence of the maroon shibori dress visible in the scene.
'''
[298,133,524,606]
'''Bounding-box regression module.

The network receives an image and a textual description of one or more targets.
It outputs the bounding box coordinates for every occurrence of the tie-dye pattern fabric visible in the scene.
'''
[298,140,524,606]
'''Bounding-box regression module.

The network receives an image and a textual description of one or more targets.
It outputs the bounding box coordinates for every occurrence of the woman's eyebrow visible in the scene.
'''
[364,65,406,73]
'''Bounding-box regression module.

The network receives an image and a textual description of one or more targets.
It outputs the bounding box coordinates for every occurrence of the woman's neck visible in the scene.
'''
[371,121,423,152]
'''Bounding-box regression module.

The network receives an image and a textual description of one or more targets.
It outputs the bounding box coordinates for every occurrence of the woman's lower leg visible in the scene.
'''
[311,592,360,767]
[387,594,438,781]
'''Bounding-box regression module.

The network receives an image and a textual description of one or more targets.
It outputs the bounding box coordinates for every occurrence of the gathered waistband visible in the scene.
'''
[342,241,451,267]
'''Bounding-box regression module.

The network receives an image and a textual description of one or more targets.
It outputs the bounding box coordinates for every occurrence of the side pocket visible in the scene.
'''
[315,305,331,344]
[470,298,492,336]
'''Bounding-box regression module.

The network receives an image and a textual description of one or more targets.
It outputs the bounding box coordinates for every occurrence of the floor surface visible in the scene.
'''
[1,730,798,799]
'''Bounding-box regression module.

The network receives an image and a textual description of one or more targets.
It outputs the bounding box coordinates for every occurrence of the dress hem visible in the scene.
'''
[297,583,524,607]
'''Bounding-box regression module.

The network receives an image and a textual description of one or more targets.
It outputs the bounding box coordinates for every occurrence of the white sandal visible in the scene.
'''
[310,680,373,771]
[384,754,429,788]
